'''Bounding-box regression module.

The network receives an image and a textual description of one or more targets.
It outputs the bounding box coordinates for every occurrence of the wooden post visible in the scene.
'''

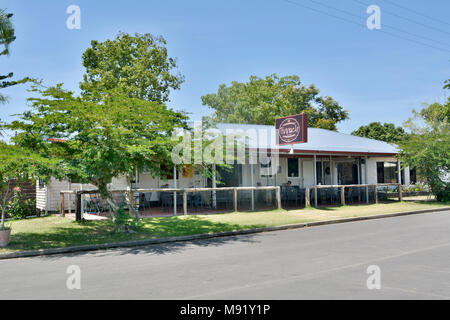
[341,186,345,206]
[374,185,378,203]
[183,191,187,215]
[314,187,318,208]
[233,188,238,212]
[398,183,403,201]
[276,186,281,209]
[305,187,310,207]
[366,186,369,204]
[68,193,71,214]
[75,192,82,221]
[251,163,255,211]
[61,193,65,217]
[313,154,317,208]
[364,156,369,204]
[173,166,177,216]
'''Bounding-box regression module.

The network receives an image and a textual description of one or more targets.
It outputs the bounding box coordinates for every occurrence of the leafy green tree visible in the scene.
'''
[0,142,58,230]
[201,74,349,131]
[351,122,407,144]
[0,9,30,105]
[399,94,449,202]
[2,85,188,224]
[80,32,184,102]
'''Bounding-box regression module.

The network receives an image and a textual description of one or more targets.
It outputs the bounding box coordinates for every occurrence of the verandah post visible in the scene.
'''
[75,192,82,221]
[305,187,310,207]
[233,188,238,212]
[61,193,65,217]
[374,185,378,203]
[276,186,281,209]
[314,187,318,208]
[183,190,187,215]
[366,186,369,204]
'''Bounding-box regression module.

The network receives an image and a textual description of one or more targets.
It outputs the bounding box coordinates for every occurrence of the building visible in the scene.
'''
[36,123,410,213]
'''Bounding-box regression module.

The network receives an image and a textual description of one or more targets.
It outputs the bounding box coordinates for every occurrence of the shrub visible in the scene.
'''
[6,190,36,220]
[114,205,140,232]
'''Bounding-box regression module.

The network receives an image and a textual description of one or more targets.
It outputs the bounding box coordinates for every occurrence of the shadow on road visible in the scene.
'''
[35,232,261,261]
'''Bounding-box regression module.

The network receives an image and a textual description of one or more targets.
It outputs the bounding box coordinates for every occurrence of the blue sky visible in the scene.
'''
[1,0,449,135]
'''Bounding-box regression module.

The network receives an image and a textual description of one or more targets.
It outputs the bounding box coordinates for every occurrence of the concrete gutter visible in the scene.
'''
[1,207,449,260]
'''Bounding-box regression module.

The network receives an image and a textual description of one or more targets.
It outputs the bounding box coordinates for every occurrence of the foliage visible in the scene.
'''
[2,31,189,230]
[0,142,57,229]
[399,90,449,202]
[351,122,407,144]
[201,74,349,131]
[5,189,36,220]
[80,32,184,103]
[2,85,188,224]
[114,205,141,232]
[0,9,32,105]
[403,183,429,193]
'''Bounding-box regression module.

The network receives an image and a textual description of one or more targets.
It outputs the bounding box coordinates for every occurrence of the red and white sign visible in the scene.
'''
[275,113,308,145]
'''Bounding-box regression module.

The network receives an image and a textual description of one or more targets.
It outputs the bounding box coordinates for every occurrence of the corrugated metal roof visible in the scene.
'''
[213,123,398,155]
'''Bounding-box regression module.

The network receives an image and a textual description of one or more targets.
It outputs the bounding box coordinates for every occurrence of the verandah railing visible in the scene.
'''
[60,183,403,221]
[60,186,282,221]
[306,183,403,207]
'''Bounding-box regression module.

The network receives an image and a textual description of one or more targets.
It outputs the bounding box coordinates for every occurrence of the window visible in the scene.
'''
[337,162,358,185]
[316,161,323,184]
[260,157,273,177]
[287,158,299,177]
[217,164,242,187]
[410,168,417,184]
[376,161,398,183]
[376,162,385,183]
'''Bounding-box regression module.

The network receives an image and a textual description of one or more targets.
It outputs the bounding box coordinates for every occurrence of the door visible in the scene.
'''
[302,160,314,187]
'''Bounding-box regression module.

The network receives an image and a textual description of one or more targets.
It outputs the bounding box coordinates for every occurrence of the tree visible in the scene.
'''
[0,142,57,230]
[80,32,184,102]
[0,9,30,104]
[399,94,449,202]
[2,85,188,225]
[201,74,349,131]
[351,122,407,144]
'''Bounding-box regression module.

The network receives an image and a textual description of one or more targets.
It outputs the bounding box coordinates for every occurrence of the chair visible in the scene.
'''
[297,188,306,207]
[189,192,203,212]
[238,191,252,210]
[318,188,327,206]
[160,192,173,213]
[286,187,298,207]
[345,187,358,204]
[215,190,233,210]
[138,192,152,215]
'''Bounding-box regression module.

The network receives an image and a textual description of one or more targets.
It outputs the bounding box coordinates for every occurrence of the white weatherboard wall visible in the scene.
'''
[36,176,128,212]
[37,168,204,212]
[365,157,409,185]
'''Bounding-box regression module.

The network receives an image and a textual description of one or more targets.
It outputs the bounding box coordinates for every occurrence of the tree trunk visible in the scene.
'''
[125,174,140,222]
[1,207,5,230]
[105,196,118,222]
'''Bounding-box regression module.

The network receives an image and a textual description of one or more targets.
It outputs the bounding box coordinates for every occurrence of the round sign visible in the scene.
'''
[278,118,301,144]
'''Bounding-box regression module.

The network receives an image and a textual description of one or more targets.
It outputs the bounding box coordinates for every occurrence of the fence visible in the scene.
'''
[60,183,404,221]
[60,186,282,221]
[306,183,403,207]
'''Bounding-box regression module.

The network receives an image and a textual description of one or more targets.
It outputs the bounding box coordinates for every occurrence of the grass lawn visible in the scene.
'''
[1,200,449,254]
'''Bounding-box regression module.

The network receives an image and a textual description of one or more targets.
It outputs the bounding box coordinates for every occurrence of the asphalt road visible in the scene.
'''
[1,210,450,299]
